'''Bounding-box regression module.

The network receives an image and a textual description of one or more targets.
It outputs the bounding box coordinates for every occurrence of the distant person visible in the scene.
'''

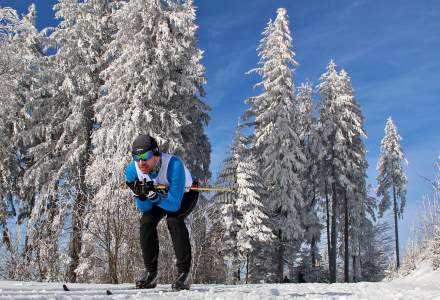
[125,134,198,290]
[283,276,290,283]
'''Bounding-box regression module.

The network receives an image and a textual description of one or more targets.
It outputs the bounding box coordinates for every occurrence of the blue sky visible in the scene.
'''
[2,0,440,255]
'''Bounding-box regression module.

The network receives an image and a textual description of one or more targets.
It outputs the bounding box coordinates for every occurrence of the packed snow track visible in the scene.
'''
[1,275,439,300]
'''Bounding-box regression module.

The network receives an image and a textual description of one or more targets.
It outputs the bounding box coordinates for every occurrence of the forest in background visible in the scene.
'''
[1,0,438,285]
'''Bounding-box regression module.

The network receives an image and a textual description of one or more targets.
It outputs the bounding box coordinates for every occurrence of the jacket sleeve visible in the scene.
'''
[124,161,152,212]
[156,157,186,212]
[124,161,138,183]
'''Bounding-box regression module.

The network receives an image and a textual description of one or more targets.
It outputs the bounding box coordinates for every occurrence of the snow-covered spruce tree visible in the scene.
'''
[296,82,314,145]
[204,198,228,283]
[81,0,209,283]
[316,61,368,282]
[296,82,321,268]
[0,6,31,252]
[338,69,369,283]
[349,186,377,282]
[359,220,393,281]
[0,5,43,279]
[0,4,72,281]
[51,0,121,283]
[214,128,241,284]
[166,0,211,180]
[376,117,407,268]
[213,125,273,284]
[186,198,210,282]
[235,133,274,283]
[315,60,341,282]
[243,8,307,282]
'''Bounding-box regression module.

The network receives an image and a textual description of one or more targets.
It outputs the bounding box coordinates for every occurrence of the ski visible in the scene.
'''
[63,284,183,295]
[62,284,122,295]
[105,287,183,294]
[106,285,191,294]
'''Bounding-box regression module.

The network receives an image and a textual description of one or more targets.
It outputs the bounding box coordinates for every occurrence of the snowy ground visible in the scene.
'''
[1,268,439,300]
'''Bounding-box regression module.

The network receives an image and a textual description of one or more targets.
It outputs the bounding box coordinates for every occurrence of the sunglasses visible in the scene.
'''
[132,150,154,161]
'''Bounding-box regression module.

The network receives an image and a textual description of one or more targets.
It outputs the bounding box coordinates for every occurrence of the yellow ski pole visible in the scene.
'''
[155,184,234,193]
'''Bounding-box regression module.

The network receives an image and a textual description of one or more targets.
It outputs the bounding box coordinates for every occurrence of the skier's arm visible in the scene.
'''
[155,157,186,212]
[124,161,152,211]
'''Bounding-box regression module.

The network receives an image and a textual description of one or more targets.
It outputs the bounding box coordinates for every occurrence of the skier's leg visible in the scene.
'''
[139,206,166,272]
[166,190,199,274]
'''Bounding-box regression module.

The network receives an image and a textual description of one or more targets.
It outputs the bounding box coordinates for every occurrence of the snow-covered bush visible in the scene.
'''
[431,159,440,270]
[387,156,440,278]
[432,224,440,270]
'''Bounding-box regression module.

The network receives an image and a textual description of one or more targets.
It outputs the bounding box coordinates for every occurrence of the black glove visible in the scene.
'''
[126,179,157,201]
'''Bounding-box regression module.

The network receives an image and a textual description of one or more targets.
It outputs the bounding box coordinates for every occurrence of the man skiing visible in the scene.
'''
[125,134,198,290]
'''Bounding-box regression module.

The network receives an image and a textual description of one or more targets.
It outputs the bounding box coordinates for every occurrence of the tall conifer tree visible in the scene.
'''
[376,117,407,268]
[243,8,306,282]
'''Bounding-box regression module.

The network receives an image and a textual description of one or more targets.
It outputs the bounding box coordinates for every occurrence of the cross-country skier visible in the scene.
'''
[125,134,199,290]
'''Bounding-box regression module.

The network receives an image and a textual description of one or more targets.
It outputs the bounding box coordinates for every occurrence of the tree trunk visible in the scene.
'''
[277,229,284,283]
[245,253,249,284]
[393,186,400,268]
[352,255,357,282]
[311,189,317,268]
[237,264,240,283]
[66,191,87,282]
[108,252,118,284]
[66,115,93,282]
[325,181,332,278]
[331,182,338,283]
[344,190,349,283]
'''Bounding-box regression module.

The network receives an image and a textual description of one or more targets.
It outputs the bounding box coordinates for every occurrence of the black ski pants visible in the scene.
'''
[139,190,199,274]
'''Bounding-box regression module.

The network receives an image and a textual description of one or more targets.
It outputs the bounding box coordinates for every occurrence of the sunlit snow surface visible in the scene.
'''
[1,268,439,300]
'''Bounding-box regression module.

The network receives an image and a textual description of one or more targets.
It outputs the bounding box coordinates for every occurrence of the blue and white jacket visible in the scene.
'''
[125,153,193,213]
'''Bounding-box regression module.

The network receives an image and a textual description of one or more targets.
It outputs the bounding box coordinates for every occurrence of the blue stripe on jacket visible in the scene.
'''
[124,155,187,213]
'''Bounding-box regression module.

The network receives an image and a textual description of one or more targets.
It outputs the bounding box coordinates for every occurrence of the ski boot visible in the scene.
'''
[136,270,158,289]
[172,272,190,291]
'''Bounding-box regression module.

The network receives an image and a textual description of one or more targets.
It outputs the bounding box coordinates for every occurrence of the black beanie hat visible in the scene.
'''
[132,134,159,155]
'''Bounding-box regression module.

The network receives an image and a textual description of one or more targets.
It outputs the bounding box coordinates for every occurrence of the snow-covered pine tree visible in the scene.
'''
[296,82,314,145]
[338,69,369,282]
[204,197,228,283]
[213,124,273,284]
[349,185,377,282]
[164,0,211,180]
[214,128,241,284]
[0,6,29,249]
[359,220,393,281]
[244,8,307,282]
[0,4,73,281]
[81,0,210,283]
[315,60,341,282]
[0,6,44,279]
[316,61,368,282]
[376,117,407,268]
[51,0,121,282]
[296,82,321,267]
[235,133,274,283]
